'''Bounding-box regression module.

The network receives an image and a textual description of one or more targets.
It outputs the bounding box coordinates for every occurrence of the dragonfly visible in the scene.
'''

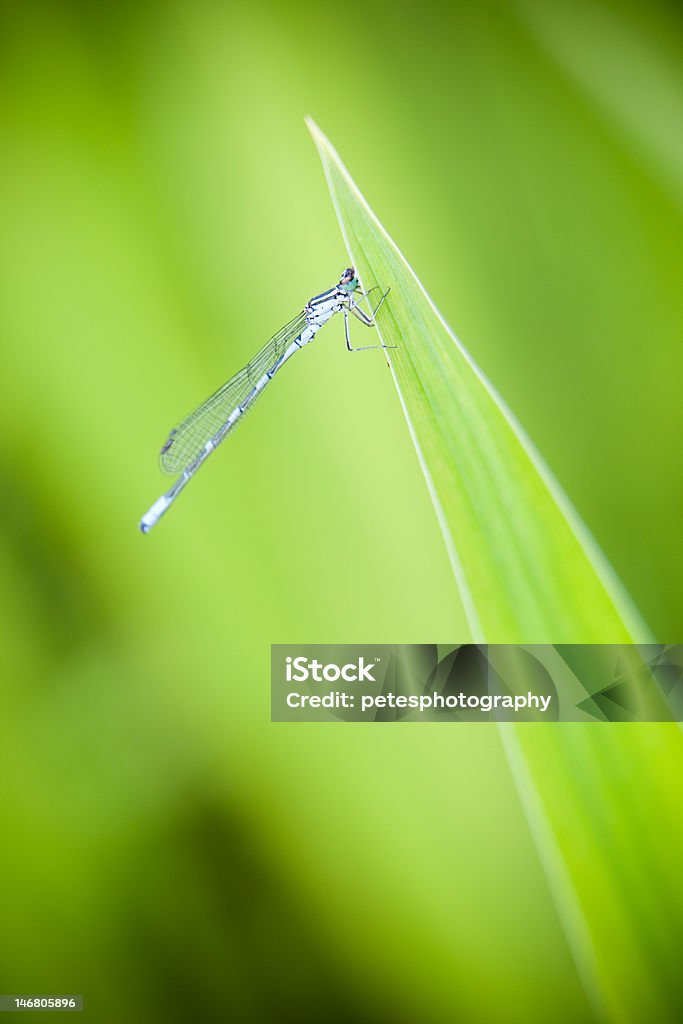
[139,267,391,533]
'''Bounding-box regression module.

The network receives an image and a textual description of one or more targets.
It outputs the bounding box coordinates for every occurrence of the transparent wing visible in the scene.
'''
[159,311,308,475]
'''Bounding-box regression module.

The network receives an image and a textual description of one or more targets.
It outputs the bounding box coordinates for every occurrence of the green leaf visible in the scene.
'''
[308,120,683,1024]
[307,117,651,644]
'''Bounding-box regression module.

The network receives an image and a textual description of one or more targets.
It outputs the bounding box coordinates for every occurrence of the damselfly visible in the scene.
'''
[139,267,390,533]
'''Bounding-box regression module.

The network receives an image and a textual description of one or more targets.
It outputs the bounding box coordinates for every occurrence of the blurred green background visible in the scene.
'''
[1,0,682,1021]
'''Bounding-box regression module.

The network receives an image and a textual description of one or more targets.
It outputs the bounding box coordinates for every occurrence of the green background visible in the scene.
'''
[0,0,682,1021]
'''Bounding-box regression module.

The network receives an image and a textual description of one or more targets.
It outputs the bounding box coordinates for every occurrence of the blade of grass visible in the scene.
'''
[307,117,650,645]
[500,722,683,1024]
[307,118,683,1024]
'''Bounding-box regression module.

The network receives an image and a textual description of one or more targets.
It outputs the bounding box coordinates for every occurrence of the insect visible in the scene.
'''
[139,268,391,533]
